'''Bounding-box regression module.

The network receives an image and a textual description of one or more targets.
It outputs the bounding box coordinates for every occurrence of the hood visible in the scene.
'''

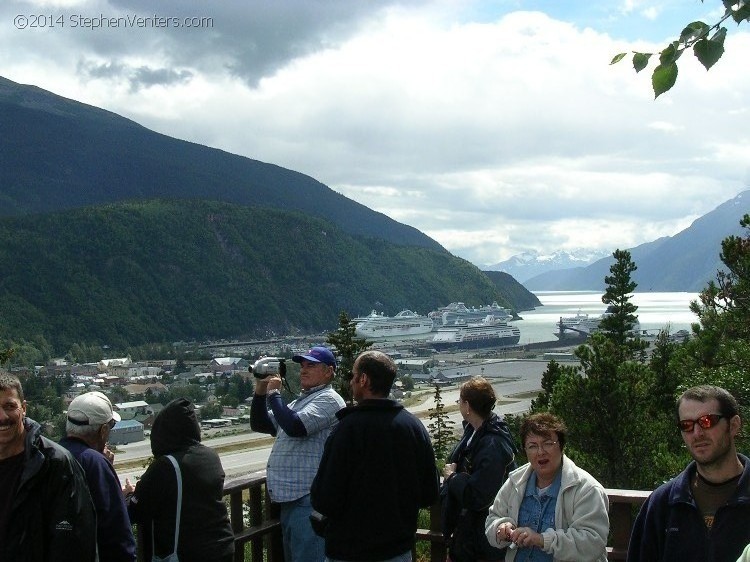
[150,398,201,456]
[481,413,519,453]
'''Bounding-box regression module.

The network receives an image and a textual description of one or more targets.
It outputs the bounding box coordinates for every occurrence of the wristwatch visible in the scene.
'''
[266,389,281,397]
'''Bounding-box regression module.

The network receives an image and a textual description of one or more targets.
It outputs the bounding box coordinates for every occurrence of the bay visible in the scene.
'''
[515,291,700,346]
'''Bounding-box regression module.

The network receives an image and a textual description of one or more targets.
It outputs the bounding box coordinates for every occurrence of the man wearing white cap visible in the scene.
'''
[61,391,136,562]
[250,346,345,562]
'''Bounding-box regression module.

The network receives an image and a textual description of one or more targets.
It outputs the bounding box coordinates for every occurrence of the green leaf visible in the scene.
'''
[610,53,627,65]
[694,37,725,70]
[652,62,678,98]
[732,3,750,23]
[679,21,710,44]
[632,52,651,73]
[659,42,683,65]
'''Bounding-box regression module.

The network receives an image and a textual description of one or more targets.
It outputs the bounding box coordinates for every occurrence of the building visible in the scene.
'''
[109,419,145,445]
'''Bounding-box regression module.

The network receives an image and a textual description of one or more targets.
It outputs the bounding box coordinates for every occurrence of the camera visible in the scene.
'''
[250,357,287,379]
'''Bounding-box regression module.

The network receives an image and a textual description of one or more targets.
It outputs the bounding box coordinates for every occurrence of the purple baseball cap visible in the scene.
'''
[292,346,337,368]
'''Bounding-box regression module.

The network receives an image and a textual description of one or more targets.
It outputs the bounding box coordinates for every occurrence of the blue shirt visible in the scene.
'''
[265,384,345,502]
[515,469,562,562]
[59,436,136,562]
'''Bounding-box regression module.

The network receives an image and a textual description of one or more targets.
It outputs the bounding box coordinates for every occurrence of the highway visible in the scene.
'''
[116,358,547,484]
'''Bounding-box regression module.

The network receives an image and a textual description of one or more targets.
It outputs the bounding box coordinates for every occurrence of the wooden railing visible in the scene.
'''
[136,475,651,562]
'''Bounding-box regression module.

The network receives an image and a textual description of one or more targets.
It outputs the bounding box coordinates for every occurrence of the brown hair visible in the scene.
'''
[460,376,496,418]
[677,385,740,421]
[520,412,567,450]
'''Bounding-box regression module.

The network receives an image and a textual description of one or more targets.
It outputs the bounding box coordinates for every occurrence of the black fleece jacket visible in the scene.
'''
[311,399,439,561]
[125,398,234,562]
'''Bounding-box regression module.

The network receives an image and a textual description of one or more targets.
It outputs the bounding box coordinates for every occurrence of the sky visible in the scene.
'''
[2,0,749,268]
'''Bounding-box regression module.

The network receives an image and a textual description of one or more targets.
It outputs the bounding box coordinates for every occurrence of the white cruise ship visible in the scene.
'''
[429,301,513,327]
[554,307,641,340]
[431,316,521,350]
[354,310,434,339]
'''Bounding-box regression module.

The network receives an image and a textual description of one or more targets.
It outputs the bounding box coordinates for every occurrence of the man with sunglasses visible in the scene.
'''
[61,391,136,561]
[627,384,750,562]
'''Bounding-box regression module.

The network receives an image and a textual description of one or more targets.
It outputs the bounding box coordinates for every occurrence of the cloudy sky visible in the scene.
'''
[2,0,748,267]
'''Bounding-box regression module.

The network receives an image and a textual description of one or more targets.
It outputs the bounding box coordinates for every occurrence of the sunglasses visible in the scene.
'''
[678,414,725,432]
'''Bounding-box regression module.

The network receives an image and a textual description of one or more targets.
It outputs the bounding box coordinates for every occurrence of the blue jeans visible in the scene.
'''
[279,494,325,562]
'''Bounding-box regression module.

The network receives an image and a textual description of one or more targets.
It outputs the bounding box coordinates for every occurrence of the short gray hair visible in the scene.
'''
[66,419,102,439]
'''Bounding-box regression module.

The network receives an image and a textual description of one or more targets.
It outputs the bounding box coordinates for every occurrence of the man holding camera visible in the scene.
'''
[250,346,345,562]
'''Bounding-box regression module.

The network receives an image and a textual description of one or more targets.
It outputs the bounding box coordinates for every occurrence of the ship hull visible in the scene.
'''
[431,333,521,351]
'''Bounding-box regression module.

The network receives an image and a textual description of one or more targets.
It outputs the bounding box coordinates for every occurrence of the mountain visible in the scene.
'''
[0,76,440,251]
[0,199,531,352]
[482,271,542,311]
[486,249,611,283]
[524,190,749,292]
[0,77,541,352]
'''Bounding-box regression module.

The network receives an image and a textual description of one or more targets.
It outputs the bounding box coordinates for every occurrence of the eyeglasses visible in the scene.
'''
[107,419,117,429]
[678,414,725,433]
[525,440,558,454]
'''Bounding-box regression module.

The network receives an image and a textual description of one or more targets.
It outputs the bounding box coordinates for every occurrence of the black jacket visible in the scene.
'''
[441,414,517,562]
[125,398,234,562]
[1,418,98,562]
[311,399,439,561]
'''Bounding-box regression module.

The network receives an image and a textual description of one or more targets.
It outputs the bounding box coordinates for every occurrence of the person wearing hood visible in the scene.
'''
[123,398,234,562]
[310,350,439,562]
[441,376,518,562]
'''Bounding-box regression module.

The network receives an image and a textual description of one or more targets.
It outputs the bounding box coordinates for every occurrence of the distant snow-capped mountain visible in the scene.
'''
[485,249,611,283]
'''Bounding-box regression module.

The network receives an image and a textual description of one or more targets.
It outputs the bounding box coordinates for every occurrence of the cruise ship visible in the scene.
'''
[354,310,434,339]
[429,301,513,327]
[554,307,641,340]
[431,316,521,350]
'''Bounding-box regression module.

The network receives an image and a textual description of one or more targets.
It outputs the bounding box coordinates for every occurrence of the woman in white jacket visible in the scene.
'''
[484,413,609,561]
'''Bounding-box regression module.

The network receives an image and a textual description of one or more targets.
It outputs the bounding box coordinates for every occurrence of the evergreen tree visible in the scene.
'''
[326,311,372,403]
[547,250,680,489]
[427,384,455,463]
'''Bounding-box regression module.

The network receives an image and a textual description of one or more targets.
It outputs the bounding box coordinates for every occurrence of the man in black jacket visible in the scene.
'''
[311,350,439,562]
[0,372,98,562]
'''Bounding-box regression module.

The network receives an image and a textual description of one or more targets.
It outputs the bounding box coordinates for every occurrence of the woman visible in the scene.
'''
[441,377,518,562]
[484,413,609,561]
[124,398,234,562]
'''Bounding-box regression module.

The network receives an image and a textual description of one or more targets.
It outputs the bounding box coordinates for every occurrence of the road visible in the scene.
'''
[116,358,547,484]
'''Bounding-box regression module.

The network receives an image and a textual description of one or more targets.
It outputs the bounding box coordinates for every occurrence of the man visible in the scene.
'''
[627,384,750,562]
[310,350,440,562]
[250,346,345,562]
[0,371,97,562]
[60,391,136,561]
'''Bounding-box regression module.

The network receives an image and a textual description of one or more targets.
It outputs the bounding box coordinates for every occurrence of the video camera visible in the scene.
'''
[249,357,287,379]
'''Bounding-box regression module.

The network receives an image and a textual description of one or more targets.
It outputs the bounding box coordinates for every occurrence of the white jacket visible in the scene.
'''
[484,454,609,562]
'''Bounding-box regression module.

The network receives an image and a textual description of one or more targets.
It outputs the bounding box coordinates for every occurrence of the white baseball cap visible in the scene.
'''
[67,391,121,426]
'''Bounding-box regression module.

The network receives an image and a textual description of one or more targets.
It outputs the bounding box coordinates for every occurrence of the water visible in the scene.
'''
[514,291,700,346]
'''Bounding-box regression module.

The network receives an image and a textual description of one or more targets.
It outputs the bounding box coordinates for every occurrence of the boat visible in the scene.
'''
[429,301,513,327]
[554,307,641,340]
[431,315,521,350]
[354,309,434,339]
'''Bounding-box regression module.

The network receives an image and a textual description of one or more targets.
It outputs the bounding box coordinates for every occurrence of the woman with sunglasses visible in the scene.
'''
[484,412,609,561]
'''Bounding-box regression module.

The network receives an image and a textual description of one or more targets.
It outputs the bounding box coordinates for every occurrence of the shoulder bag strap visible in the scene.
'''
[152,454,183,557]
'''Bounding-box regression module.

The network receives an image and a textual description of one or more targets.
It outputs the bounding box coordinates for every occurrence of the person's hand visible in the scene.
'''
[103,445,115,463]
[266,375,283,392]
[497,522,515,542]
[254,378,270,395]
[509,526,543,549]
[443,462,457,479]
[122,478,135,495]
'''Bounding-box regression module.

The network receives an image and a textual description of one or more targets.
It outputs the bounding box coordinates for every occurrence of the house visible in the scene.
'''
[109,419,145,445]
[114,400,150,419]
[121,383,168,399]
[210,357,249,374]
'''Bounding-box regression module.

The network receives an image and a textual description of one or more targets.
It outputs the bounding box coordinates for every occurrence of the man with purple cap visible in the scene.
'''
[251,346,345,562]
[60,391,136,562]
